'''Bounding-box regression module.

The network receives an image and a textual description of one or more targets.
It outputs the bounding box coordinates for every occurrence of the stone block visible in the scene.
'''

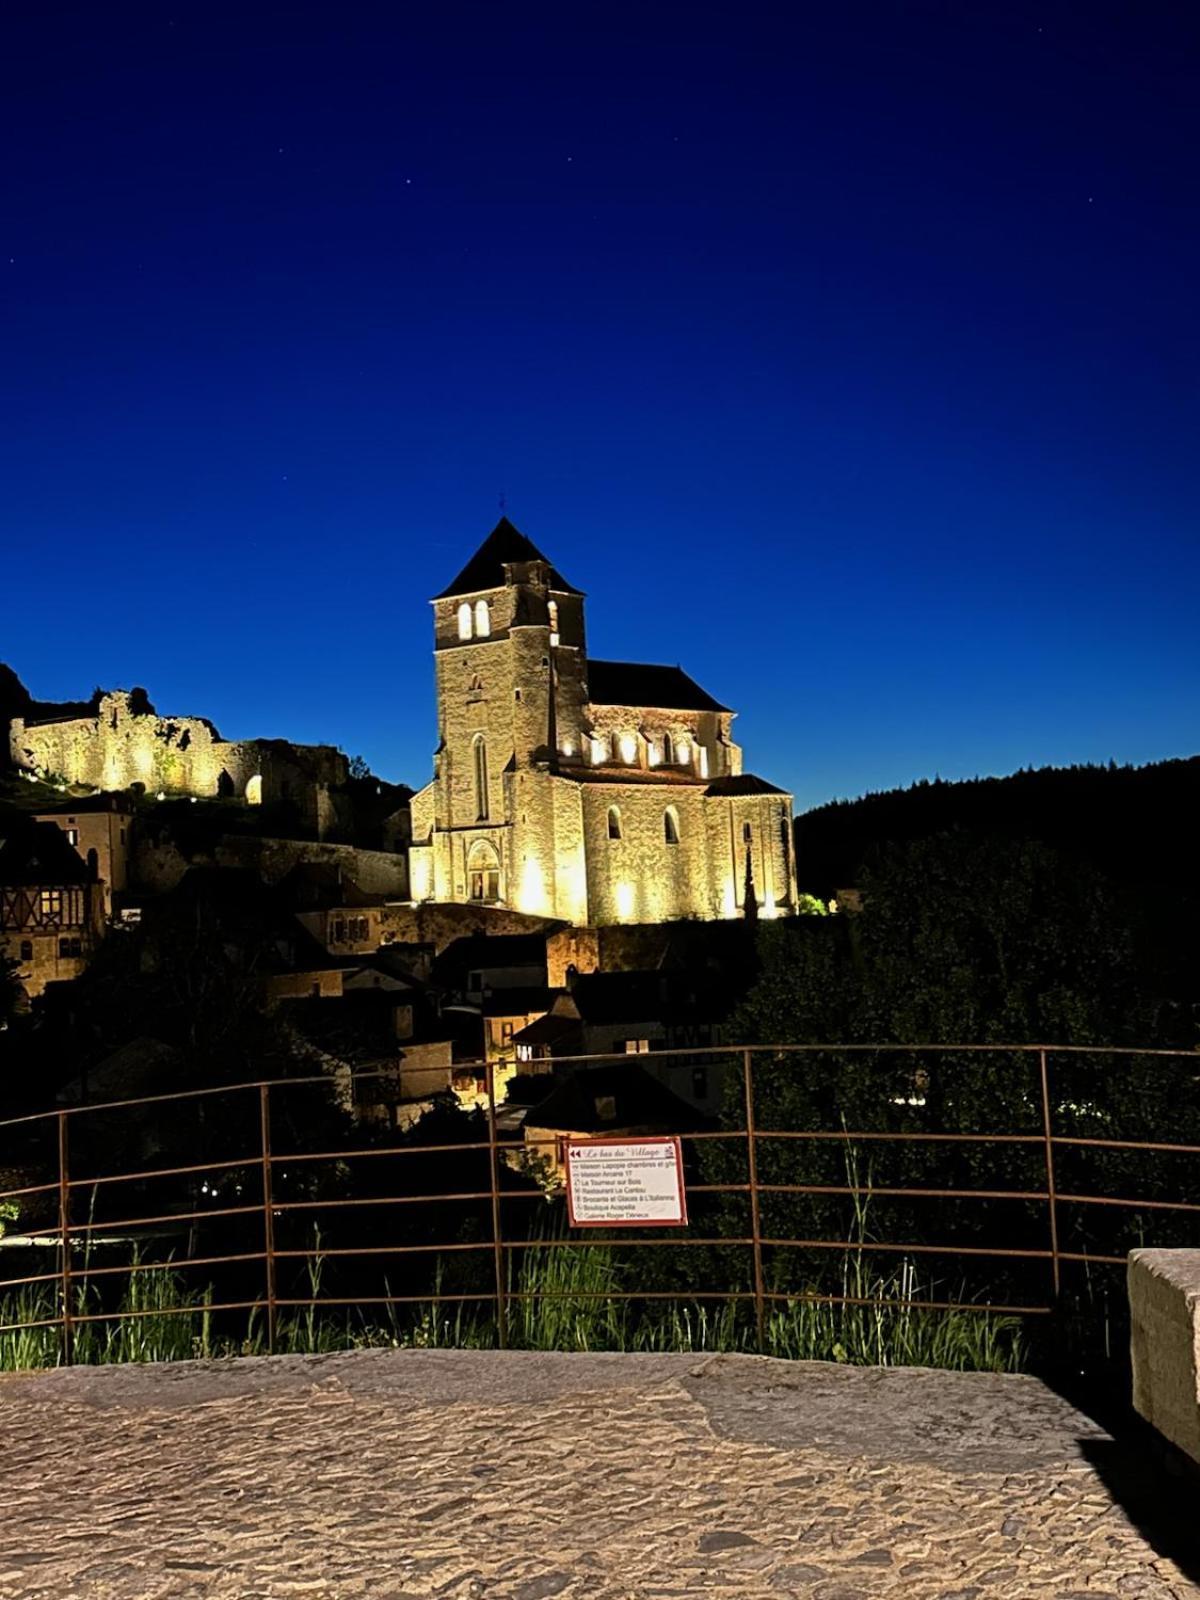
[1129,1247,1200,1462]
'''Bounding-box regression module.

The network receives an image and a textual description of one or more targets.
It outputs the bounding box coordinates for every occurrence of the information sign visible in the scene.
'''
[565,1136,688,1227]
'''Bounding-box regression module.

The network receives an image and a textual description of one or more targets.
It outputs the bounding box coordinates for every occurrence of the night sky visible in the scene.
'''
[2,3,1196,812]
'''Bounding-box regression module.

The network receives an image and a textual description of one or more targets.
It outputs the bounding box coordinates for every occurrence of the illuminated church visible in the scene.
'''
[408,520,797,925]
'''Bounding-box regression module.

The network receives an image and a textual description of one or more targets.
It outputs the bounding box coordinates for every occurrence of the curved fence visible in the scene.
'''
[0,1043,1197,1367]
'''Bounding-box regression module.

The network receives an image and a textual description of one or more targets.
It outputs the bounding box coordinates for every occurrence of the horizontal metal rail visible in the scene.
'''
[0,1045,1193,1362]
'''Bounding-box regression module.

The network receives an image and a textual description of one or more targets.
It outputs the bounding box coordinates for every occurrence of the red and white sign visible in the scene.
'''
[565,1136,688,1228]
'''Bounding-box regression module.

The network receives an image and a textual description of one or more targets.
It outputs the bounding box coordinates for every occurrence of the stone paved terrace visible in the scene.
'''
[2,1349,1199,1599]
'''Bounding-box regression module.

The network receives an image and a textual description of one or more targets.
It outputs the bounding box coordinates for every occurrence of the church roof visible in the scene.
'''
[586,660,729,714]
[704,774,788,797]
[434,518,583,599]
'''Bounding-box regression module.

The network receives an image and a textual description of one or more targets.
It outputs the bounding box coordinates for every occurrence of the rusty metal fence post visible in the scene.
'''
[1038,1049,1061,1298]
[742,1049,766,1352]
[57,1110,73,1366]
[484,1058,508,1349]
[259,1083,277,1353]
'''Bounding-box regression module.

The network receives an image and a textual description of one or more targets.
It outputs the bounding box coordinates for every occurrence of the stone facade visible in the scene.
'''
[11,691,350,839]
[409,519,797,926]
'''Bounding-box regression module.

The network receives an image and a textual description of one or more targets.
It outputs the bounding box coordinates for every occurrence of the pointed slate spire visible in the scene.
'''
[434,518,582,599]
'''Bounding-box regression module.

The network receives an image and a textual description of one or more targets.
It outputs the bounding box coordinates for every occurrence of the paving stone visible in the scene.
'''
[0,1350,1197,1599]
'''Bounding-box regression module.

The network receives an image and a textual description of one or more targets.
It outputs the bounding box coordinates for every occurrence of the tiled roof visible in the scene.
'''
[703,773,788,797]
[434,519,582,599]
[586,660,729,714]
[522,1064,707,1134]
[0,819,91,886]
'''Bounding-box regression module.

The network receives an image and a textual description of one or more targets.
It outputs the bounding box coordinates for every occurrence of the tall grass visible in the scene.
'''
[0,1212,1025,1374]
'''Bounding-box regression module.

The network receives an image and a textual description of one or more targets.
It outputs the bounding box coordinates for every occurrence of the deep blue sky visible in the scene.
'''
[3,2,1196,812]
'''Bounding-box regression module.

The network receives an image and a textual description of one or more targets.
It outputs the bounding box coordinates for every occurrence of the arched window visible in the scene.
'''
[472,734,490,821]
[676,738,691,766]
[548,599,559,644]
[467,840,501,903]
[663,732,675,765]
[664,806,680,845]
[697,745,709,779]
[474,599,491,637]
[457,602,473,641]
[607,806,622,841]
[590,733,609,765]
[245,774,263,805]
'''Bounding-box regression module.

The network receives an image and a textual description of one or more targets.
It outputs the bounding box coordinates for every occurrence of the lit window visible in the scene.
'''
[548,599,559,645]
[647,740,661,768]
[590,734,608,765]
[618,732,638,765]
[65,828,79,846]
[623,1038,650,1055]
[473,735,490,821]
[664,807,680,845]
[676,738,691,766]
[38,890,63,920]
[457,602,473,640]
[698,746,709,778]
[607,806,622,841]
[474,599,491,637]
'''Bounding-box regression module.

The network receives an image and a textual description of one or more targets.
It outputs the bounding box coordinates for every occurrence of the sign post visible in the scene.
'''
[565,1136,688,1228]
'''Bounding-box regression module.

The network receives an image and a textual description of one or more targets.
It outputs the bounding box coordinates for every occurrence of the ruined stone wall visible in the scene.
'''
[11,693,351,838]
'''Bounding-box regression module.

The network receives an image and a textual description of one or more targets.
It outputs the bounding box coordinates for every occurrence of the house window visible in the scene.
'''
[548,600,559,645]
[19,939,32,961]
[664,807,680,845]
[473,734,490,821]
[38,890,63,921]
[663,732,675,764]
[331,918,346,943]
[457,602,473,640]
[607,806,622,841]
[474,599,491,637]
[64,828,79,847]
[623,1038,650,1055]
[58,937,82,958]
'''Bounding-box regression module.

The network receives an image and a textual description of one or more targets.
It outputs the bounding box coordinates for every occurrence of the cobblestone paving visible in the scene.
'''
[1,1349,1198,1599]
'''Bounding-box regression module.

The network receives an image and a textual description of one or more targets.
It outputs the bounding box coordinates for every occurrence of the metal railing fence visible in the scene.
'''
[0,1042,1196,1362]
